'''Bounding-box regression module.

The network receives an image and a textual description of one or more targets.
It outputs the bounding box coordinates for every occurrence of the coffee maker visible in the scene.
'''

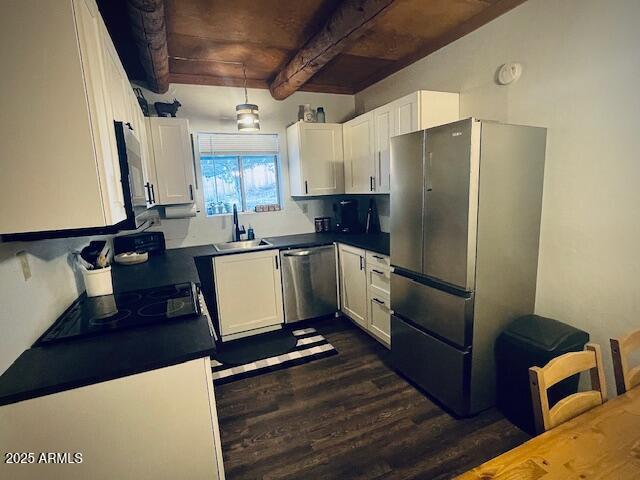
[334,200,361,233]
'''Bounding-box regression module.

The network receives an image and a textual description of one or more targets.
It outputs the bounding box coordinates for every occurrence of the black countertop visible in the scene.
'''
[0,315,215,406]
[111,244,216,293]
[265,232,389,255]
[0,232,388,407]
[200,232,390,258]
[0,245,218,407]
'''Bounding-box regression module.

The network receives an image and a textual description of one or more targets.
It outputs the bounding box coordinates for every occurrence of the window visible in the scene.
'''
[198,133,280,216]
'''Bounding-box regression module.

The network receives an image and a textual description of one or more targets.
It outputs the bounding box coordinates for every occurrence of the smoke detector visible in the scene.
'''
[497,62,523,85]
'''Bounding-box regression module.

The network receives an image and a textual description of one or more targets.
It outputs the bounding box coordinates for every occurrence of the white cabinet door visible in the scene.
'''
[373,104,395,194]
[0,359,224,480]
[368,295,391,347]
[392,91,421,135]
[148,117,195,205]
[102,34,128,124]
[214,250,284,337]
[286,122,344,196]
[343,113,376,194]
[338,244,368,327]
[73,0,126,225]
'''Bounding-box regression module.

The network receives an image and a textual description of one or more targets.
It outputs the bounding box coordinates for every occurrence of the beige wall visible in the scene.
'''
[135,83,356,248]
[0,238,87,374]
[356,0,640,393]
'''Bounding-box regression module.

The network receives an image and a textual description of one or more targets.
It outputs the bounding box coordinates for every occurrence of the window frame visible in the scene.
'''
[197,132,282,217]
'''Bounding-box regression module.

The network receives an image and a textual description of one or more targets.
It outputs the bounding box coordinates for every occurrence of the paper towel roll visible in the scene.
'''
[163,204,197,219]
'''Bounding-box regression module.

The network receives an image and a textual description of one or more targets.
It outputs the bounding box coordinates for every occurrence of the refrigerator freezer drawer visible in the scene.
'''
[391,272,473,348]
[391,315,471,416]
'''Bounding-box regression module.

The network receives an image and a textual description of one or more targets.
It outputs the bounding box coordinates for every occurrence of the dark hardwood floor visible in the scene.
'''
[216,317,529,480]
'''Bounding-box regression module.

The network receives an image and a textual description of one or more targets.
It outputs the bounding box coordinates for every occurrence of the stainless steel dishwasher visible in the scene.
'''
[280,245,338,323]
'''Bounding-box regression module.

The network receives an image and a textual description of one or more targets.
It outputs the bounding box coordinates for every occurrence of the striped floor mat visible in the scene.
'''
[210,327,337,385]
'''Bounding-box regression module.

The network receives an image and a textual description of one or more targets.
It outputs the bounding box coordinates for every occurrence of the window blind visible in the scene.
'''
[198,133,279,156]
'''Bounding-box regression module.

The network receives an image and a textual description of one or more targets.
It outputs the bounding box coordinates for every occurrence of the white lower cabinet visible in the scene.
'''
[0,358,225,480]
[213,250,284,338]
[338,244,391,348]
[338,244,368,328]
[368,295,391,346]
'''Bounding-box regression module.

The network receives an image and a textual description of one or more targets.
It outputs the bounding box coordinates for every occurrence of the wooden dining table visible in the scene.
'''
[457,386,640,479]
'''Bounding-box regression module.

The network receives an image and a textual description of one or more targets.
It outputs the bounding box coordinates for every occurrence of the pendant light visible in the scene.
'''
[236,64,260,131]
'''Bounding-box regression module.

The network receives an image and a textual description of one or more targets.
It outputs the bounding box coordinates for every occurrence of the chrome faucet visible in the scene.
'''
[232,204,245,242]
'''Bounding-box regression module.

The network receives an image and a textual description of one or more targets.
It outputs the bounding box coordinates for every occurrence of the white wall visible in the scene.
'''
[356,0,640,393]
[135,83,355,248]
[0,238,87,374]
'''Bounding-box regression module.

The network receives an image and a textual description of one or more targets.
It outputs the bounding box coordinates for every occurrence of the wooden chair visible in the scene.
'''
[611,330,640,395]
[529,343,607,434]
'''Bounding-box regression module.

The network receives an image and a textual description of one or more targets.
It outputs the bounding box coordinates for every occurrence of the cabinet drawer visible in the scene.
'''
[368,296,390,347]
[367,265,390,298]
[366,251,390,269]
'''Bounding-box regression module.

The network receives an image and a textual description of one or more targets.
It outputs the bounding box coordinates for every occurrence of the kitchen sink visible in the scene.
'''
[213,239,273,252]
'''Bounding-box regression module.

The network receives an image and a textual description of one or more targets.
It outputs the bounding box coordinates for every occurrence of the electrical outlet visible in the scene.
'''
[16,251,31,281]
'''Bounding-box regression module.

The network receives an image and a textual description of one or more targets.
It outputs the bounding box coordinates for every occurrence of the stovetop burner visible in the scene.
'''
[138,300,186,318]
[147,285,187,299]
[37,282,200,345]
[89,309,132,326]
[114,292,143,307]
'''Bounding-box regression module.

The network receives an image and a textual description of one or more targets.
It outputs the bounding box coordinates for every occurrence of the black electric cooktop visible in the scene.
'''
[36,282,200,345]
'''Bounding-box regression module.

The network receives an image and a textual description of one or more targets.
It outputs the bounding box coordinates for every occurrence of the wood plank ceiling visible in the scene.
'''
[99,0,526,98]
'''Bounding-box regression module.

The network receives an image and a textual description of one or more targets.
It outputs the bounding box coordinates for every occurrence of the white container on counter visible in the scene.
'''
[82,266,113,297]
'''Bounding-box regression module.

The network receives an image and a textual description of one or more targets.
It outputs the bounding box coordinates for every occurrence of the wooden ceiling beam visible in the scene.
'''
[126,0,170,94]
[352,0,528,93]
[269,0,395,101]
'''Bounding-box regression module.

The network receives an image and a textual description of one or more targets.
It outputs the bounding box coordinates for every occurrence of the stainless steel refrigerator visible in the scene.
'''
[390,118,546,416]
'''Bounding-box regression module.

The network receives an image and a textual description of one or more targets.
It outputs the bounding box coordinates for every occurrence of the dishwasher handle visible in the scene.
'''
[282,245,335,257]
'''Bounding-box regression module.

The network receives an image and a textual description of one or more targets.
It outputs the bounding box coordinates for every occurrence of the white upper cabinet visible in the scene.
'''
[287,121,344,196]
[0,0,130,234]
[373,104,395,194]
[392,91,421,135]
[342,90,459,198]
[147,117,196,205]
[343,112,376,194]
[74,0,126,225]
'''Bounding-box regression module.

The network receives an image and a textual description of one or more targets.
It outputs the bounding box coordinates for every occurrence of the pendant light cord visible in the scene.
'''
[243,64,248,104]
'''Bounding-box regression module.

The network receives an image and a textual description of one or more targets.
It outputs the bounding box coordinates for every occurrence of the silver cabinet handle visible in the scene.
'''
[189,184,194,201]
[359,255,364,270]
[304,180,309,194]
[372,269,385,276]
[373,297,385,305]
[372,255,385,260]
[274,255,279,270]
[378,151,382,186]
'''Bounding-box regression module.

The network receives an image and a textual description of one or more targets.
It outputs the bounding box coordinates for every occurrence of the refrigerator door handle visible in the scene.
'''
[425,151,433,192]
